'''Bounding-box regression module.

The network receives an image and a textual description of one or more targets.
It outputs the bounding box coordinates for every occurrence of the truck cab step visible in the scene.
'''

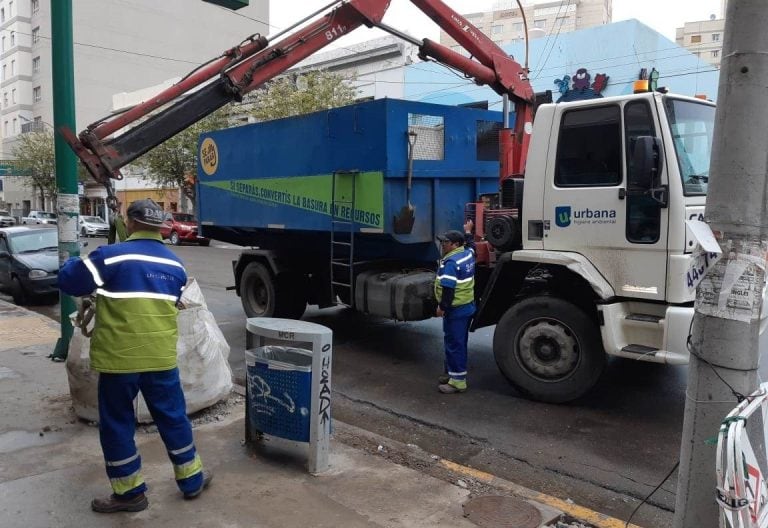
[625,313,664,323]
[621,344,659,356]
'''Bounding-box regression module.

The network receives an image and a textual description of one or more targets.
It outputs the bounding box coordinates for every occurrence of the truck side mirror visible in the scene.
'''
[629,136,663,190]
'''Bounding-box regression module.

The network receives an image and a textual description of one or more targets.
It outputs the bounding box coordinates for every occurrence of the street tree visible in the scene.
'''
[12,130,56,208]
[135,70,356,205]
[135,108,230,204]
[247,69,358,121]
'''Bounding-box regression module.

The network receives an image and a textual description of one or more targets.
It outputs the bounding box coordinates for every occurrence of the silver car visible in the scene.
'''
[79,215,109,237]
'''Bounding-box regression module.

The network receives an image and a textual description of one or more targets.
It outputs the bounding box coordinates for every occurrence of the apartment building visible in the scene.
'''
[674,1,728,69]
[439,0,612,49]
[0,0,269,216]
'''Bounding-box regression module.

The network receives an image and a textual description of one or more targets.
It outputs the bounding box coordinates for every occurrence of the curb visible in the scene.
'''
[327,418,645,528]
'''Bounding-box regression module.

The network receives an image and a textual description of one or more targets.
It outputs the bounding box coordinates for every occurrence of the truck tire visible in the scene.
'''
[240,262,307,320]
[493,296,605,403]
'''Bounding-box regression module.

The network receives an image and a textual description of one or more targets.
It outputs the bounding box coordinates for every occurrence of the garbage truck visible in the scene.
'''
[63,0,745,402]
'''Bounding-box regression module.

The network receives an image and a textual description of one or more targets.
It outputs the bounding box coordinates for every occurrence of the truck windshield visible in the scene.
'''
[664,98,715,196]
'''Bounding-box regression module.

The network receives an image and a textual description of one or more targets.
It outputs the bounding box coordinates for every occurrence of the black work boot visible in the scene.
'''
[91,493,148,513]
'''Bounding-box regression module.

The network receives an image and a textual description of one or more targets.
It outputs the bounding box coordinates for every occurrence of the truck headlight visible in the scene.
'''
[28,269,48,279]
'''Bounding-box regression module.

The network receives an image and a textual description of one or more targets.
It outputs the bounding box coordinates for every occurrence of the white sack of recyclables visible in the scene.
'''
[66,277,233,423]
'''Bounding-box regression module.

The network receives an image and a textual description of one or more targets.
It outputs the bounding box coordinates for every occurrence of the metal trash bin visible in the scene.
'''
[244,318,333,474]
[245,346,313,442]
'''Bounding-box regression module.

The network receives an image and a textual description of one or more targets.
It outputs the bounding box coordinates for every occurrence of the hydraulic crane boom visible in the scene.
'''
[62,0,535,207]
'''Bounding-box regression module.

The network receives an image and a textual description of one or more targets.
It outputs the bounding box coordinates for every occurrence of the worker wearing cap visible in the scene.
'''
[435,220,476,394]
[58,199,211,513]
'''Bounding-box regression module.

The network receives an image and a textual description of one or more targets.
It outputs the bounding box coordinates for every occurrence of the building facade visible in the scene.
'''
[675,1,727,69]
[439,0,612,49]
[0,0,269,216]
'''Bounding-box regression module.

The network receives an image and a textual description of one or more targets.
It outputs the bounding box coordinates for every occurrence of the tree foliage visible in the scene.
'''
[12,131,56,207]
[135,109,230,203]
[135,70,357,204]
[247,70,358,121]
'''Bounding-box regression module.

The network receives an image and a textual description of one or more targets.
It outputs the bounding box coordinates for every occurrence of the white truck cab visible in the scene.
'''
[480,92,727,402]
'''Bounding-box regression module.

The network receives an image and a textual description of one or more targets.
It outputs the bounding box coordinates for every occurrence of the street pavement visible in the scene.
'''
[0,299,650,528]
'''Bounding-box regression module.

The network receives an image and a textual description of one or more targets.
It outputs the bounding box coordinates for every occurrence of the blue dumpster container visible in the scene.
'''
[245,346,312,442]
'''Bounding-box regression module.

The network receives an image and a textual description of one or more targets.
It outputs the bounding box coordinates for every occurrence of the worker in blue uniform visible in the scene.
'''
[58,199,212,513]
[435,220,476,394]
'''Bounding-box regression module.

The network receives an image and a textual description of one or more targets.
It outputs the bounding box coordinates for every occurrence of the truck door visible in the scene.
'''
[542,100,668,301]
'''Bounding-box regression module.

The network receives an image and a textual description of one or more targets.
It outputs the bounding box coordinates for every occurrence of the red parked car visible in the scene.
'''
[160,212,210,246]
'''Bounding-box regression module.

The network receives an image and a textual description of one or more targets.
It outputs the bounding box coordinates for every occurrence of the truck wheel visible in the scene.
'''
[169,231,181,246]
[240,262,307,319]
[493,296,605,403]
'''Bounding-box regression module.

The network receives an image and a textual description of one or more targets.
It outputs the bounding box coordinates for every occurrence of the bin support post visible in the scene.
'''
[309,331,332,474]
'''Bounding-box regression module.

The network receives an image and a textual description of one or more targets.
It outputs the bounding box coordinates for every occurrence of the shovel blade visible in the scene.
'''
[393,204,415,234]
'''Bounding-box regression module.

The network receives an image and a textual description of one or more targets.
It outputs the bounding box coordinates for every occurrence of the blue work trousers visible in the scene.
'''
[442,302,475,383]
[97,368,203,497]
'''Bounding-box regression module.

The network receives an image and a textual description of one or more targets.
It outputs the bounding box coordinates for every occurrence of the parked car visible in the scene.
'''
[0,226,59,305]
[0,210,15,227]
[79,215,109,237]
[21,210,57,225]
[160,212,210,246]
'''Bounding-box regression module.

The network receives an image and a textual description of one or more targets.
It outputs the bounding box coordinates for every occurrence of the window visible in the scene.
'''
[33,86,40,102]
[491,24,503,34]
[1,65,5,80]
[32,56,39,73]
[712,33,720,41]
[11,89,15,104]
[8,1,13,16]
[407,113,444,160]
[1,36,5,52]
[712,49,720,58]
[534,19,546,29]
[690,34,701,43]
[624,101,661,244]
[3,92,7,106]
[12,118,17,134]
[10,31,15,47]
[3,121,7,136]
[31,0,39,13]
[10,60,15,76]
[513,22,523,31]
[555,105,622,187]
[1,8,5,22]
[32,26,39,44]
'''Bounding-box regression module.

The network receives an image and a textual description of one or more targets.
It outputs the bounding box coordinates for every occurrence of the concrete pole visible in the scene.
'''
[673,1,768,526]
[50,0,79,361]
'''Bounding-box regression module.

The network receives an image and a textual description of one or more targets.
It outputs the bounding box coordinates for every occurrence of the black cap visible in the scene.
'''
[126,199,165,227]
[437,230,465,244]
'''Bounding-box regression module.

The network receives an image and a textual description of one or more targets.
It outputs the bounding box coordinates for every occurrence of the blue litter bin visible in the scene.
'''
[244,317,332,474]
[246,346,313,442]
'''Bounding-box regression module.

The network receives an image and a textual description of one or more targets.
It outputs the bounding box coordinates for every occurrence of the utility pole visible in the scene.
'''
[50,0,79,361]
[674,1,768,526]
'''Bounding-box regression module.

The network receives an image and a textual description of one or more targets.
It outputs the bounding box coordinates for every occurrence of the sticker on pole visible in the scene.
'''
[695,235,768,322]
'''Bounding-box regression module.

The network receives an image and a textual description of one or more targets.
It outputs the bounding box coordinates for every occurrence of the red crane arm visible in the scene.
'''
[62,0,535,200]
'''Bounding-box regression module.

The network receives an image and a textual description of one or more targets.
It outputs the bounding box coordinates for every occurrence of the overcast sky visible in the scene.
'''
[268,0,724,45]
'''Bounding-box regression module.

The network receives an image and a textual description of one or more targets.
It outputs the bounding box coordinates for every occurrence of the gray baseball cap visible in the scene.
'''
[126,199,165,227]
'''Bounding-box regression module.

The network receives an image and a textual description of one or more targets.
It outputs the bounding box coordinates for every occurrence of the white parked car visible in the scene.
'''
[0,210,15,227]
[21,211,57,225]
[78,215,109,237]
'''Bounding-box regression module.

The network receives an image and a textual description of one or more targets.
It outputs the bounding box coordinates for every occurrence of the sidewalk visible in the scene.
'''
[0,301,634,528]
